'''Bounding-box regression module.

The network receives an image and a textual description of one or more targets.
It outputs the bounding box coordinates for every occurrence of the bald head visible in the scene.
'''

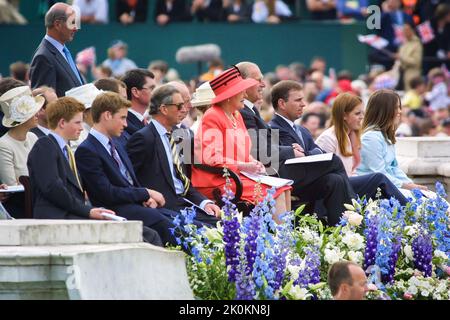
[236,61,259,79]
[45,3,73,28]
[236,61,265,104]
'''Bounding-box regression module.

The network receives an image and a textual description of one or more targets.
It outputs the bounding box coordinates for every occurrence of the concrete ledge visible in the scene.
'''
[0,243,193,300]
[0,220,143,246]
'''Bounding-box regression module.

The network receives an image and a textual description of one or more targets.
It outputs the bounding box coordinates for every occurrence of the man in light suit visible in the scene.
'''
[127,84,220,224]
[269,80,356,226]
[75,92,184,247]
[30,2,84,97]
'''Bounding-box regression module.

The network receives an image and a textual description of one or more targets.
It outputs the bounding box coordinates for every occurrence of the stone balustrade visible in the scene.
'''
[0,220,194,300]
[396,137,450,200]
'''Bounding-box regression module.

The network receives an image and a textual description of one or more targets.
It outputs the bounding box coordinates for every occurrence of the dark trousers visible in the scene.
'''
[142,226,163,247]
[112,205,179,247]
[349,173,408,206]
[279,154,356,226]
[173,197,219,227]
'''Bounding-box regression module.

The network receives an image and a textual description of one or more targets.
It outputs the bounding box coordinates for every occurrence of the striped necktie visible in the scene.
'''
[64,145,83,191]
[166,132,189,195]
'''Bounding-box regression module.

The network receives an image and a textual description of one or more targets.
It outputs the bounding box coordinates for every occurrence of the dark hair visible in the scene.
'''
[435,3,450,21]
[301,112,321,124]
[94,78,126,93]
[409,76,425,89]
[46,97,85,130]
[270,80,303,110]
[91,92,131,123]
[328,261,358,296]
[9,61,29,82]
[0,77,26,95]
[121,68,154,100]
[363,89,401,144]
[149,84,180,115]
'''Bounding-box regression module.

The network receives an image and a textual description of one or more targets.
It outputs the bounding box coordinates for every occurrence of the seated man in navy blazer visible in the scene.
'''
[269,80,356,226]
[75,92,182,247]
[127,84,220,224]
[119,69,155,144]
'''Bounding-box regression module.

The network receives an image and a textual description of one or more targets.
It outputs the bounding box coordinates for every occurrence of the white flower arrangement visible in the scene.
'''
[9,95,36,122]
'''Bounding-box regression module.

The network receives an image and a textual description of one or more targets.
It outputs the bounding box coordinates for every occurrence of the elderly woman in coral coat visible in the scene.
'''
[191,67,291,222]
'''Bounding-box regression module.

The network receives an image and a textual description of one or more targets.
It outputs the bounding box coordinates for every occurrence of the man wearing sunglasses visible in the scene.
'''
[127,84,221,224]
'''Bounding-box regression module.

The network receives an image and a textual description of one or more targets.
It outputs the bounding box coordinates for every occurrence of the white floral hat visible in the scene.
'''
[0,86,45,128]
[191,81,215,107]
[65,83,104,109]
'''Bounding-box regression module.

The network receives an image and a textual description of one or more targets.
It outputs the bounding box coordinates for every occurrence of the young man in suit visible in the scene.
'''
[27,97,116,220]
[269,80,356,226]
[127,84,220,224]
[75,92,185,247]
[30,2,84,97]
[120,69,155,143]
[28,95,162,246]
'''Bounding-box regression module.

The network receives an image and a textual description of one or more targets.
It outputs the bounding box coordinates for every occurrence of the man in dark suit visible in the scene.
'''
[30,3,84,97]
[119,69,156,144]
[127,84,220,224]
[269,80,356,226]
[236,61,296,168]
[27,96,116,220]
[75,92,191,247]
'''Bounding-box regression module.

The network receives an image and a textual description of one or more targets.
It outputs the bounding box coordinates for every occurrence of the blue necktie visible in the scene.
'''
[293,125,305,149]
[62,46,83,85]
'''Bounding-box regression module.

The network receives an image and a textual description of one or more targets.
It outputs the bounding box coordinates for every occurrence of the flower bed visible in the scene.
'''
[171,177,449,300]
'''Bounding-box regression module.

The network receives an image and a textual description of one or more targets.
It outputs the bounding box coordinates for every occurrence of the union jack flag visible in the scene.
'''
[417,21,435,44]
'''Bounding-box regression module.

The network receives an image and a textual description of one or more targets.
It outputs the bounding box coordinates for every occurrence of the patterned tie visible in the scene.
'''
[64,145,83,191]
[166,132,190,195]
[108,140,134,185]
[62,46,83,85]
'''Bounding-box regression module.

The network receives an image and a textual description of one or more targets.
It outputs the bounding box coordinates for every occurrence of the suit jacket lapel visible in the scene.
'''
[48,135,82,192]
[87,134,130,185]
[44,39,82,86]
[151,124,176,192]
[275,114,304,146]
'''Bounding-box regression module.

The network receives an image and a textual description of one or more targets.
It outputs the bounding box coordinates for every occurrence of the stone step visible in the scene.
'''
[0,243,193,300]
[0,220,142,246]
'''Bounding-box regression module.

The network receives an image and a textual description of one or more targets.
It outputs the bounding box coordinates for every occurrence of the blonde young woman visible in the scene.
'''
[316,92,408,205]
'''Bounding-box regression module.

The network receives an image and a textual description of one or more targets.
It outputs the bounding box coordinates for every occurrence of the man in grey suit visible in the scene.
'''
[30,2,84,97]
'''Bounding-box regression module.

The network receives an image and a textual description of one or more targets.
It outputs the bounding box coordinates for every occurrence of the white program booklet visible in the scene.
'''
[241,171,293,188]
[284,152,333,165]
[0,185,25,193]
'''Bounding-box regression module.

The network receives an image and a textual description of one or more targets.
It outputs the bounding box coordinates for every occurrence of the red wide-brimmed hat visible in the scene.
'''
[210,66,258,104]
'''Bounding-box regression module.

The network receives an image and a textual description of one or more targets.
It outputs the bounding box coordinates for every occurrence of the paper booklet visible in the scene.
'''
[0,185,25,193]
[284,152,333,165]
[240,171,294,188]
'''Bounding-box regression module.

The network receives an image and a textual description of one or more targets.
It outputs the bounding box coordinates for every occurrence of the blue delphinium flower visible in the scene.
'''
[363,214,378,271]
[221,180,241,282]
[295,244,321,288]
[235,239,256,300]
[412,231,433,277]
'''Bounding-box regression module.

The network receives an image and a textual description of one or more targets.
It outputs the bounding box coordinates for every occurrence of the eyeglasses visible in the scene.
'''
[164,103,184,110]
